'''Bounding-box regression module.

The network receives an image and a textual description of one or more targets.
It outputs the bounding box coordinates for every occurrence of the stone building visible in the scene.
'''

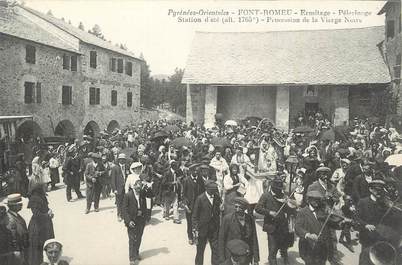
[0,3,142,140]
[378,0,402,114]
[182,27,390,130]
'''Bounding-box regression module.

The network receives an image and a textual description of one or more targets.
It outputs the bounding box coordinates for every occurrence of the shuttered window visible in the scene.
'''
[111,90,117,106]
[110,58,117,72]
[90,51,97,68]
[127,92,132,107]
[36,82,41,103]
[63,54,70,70]
[25,45,36,64]
[71,55,77,71]
[117,58,123,73]
[125,62,132,76]
[24,82,35,103]
[62,86,72,105]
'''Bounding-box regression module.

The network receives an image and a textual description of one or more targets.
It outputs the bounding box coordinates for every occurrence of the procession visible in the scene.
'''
[1,113,402,265]
[1,0,402,264]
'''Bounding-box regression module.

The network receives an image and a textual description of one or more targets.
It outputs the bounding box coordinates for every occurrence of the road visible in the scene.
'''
[17,183,360,265]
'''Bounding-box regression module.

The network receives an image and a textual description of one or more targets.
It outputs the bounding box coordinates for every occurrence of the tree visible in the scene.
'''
[88,24,106,40]
[139,54,153,108]
[78,22,85,30]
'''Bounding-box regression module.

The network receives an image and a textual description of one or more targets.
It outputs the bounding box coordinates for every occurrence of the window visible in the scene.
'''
[63,54,70,70]
[25,45,36,64]
[127,92,132,107]
[110,58,117,72]
[90,51,97,68]
[71,55,77,71]
[399,15,401,33]
[24,82,35,103]
[89,87,100,105]
[111,90,117,106]
[117,58,123,73]
[359,88,371,105]
[396,53,401,66]
[125,61,132,76]
[36,82,41,104]
[62,86,72,105]
[387,20,395,39]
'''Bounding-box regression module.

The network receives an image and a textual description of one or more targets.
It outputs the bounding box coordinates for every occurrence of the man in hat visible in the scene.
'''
[308,167,339,205]
[84,153,105,214]
[192,180,222,265]
[63,147,85,202]
[111,153,129,221]
[356,178,402,265]
[352,159,375,203]
[295,188,340,265]
[3,194,29,265]
[219,197,259,264]
[220,239,250,265]
[255,177,295,265]
[122,179,153,265]
[161,160,182,223]
[182,163,205,245]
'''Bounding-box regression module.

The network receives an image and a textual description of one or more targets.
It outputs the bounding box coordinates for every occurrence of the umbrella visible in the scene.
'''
[151,130,169,141]
[293,126,314,134]
[320,129,335,141]
[210,137,231,147]
[224,120,237,126]
[171,137,193,148]
[384,154,402,167]
[163,124,180,133]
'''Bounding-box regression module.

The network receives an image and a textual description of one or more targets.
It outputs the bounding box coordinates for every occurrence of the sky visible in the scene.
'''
[24,0,387,76]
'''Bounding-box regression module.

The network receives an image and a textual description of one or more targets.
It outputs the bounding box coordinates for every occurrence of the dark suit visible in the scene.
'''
[182,175,205,240]
[255,192,295,264]
[110,163,128,218]
[295,206,334,265]
[218,212,259,264]
[122,188,152,262]
[352,174,370,203]
[192,192,221,265]
[63,156,83,201]
[84,162,105,211]
[4,210,29,265]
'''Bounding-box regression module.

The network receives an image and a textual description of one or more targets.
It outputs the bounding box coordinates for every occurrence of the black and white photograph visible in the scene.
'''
[0,0,402,264]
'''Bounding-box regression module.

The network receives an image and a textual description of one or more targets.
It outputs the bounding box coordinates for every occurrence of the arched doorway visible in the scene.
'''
[107,120,120,132]
[16,120,42,141]
[84,121,100,138]
[54,120,75,137]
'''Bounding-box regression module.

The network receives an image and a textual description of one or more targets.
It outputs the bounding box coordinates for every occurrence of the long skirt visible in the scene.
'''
[28,215,54,265]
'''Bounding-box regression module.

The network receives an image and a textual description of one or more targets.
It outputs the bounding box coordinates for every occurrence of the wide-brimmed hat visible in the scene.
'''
[233,197,249,209]
[316,167,331,173]
[226,239,249,256]
[130,162,142,170]
[6,193,22,206]
[90,153,101,159]
[117,153,127,160]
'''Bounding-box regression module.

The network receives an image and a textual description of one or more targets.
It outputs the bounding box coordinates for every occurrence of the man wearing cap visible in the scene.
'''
[63,148,85,202]
[84,153,105,214]
[192,180,222,265]
[356,178,402,265]
[307,167,339,206]
[255,177,295,265]
[182,163,205,245]
[352,159,375,203]
[220,239,250,265]
[219,197,259,265]
[295,188,340,265]
[111,153,129,221]
[161,160,182,223]
[3,194,29,265]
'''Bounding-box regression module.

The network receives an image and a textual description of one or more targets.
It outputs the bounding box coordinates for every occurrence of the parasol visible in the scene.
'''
[293,126,314,134]
[384,154,402,167]
[210,137,231,147]
[320,129,335,141]
[151,130,169,141]
[163,124,180,133]
[224,120,238,126]
[171,137,193,148]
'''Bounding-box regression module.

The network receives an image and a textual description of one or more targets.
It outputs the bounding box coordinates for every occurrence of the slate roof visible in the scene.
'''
[21,6,142,61]
[182,27,391,85]
[0,7,79,53]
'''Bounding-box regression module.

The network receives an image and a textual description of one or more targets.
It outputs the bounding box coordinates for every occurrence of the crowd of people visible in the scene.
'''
[1,114,402,265]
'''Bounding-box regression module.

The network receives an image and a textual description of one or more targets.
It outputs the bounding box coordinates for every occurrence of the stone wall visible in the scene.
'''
[0,34,142,139]
[0,34,84,138]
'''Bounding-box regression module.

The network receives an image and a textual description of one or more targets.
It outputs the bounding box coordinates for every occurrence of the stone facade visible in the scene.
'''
[0,31,141,140]
[381,0,402,113]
